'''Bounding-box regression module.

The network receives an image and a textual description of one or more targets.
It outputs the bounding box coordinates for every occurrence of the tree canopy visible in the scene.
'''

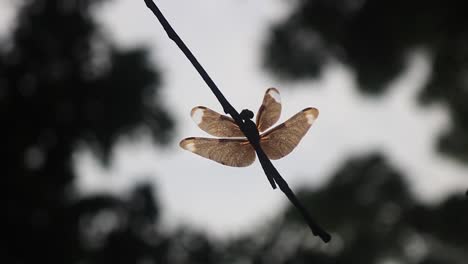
[3,0,172,262]
[263,0,468,163]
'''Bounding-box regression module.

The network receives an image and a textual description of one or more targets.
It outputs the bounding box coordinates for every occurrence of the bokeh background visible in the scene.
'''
[3,0,467,263]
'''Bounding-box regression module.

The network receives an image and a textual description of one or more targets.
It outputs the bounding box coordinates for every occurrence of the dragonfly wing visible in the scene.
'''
[180,137,256,167]
[260,107,318,160]
[256,88,282,132]
[191,106,244,137]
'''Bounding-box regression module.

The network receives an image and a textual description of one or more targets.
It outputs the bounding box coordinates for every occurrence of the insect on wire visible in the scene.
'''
[143,0,331,243]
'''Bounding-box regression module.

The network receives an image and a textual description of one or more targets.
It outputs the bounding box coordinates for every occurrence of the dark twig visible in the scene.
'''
[144,0,331,243]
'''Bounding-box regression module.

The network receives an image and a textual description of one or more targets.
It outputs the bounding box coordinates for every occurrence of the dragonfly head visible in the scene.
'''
[240,109,254,121]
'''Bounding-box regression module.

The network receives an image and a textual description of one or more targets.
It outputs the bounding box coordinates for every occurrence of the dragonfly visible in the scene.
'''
[180,88,319,166]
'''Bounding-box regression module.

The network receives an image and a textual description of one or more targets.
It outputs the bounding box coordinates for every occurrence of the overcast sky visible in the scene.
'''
[2,0,467,238]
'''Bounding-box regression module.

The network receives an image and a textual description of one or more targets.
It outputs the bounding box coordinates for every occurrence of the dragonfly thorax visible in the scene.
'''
[240,109,261,145]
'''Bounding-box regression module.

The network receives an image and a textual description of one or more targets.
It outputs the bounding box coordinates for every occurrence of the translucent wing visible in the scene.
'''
[260,107,318,160]
[180,137,256,167]
[191,106,244,137]
[256,88,282,132]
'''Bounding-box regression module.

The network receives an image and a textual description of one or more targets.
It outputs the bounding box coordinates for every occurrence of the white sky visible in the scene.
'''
[2,0,467,238]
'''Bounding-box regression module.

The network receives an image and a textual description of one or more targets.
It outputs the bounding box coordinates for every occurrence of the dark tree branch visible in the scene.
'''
[144,0,330,243]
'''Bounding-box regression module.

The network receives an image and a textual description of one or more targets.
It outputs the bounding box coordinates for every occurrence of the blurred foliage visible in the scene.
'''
[224,154,468,264]
[263,0,468,163]
[2,0,173,263]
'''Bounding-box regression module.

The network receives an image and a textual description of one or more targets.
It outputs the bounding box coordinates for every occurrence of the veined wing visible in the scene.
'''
[256,88,282,133]
[260,107,318,160]
[180,137,256,167]
[191,106,244,137]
